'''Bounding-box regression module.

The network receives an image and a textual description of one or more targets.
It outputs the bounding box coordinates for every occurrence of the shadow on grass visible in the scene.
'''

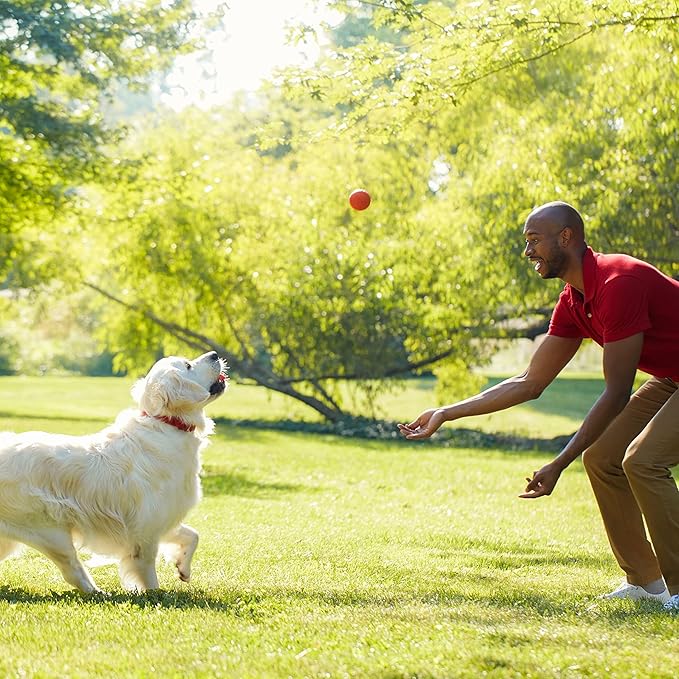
[0,585,267,617]
[0,411,574,454]
[412,534,607,570]
[200,468,312,498]
[0,582,572,616]
[0,411,110,425]
[0,582,669,627]
[214,416,574,453]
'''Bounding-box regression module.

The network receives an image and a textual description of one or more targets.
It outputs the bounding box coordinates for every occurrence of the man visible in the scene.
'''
[398,201,679,612]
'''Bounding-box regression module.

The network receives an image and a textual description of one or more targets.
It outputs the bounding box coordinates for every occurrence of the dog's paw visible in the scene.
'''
[175,561,191,582]
[88,588,112,599]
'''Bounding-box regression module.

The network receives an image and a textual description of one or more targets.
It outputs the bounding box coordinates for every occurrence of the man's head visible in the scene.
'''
[523,201,586,279]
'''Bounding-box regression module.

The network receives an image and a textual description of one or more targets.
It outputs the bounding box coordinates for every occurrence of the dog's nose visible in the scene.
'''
[207,351,219,362]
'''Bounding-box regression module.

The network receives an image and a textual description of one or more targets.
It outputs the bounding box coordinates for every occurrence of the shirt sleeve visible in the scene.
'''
[547,289,584,338]
[599,275,651,343]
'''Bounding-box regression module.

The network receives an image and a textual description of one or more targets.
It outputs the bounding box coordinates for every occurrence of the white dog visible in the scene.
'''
[0,351,227,593]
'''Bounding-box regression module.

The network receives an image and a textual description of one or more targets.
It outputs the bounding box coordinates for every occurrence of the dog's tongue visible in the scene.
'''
[218,373,226,383]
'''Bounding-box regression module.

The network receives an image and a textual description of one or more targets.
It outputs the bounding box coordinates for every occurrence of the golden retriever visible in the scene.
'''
[0,351,227,593]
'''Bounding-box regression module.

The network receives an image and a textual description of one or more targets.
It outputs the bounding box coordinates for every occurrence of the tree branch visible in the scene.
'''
[85,281,349,421]
[276,315,551,384]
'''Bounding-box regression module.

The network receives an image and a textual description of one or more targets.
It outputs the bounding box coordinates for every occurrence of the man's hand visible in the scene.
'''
[519,462,563,498]
[397,408,447,440]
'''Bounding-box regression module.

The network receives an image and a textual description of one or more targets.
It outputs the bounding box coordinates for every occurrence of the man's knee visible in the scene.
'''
[582,442,608,475]
[622,437,650,479]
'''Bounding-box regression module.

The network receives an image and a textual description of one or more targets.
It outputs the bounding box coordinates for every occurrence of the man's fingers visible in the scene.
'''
[518,489,546,499]
[397,423,430,440]
[397,424,418,435]
[522,475,547,495]
[405,430,431,440]
[520,479,548,497]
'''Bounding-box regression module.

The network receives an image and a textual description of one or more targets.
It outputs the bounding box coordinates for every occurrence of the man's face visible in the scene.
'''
[523,219,567,279]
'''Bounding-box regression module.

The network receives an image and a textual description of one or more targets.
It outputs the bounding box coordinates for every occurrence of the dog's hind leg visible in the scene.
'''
[0,537,18,562]
[118,541,159,592]
[27,528,99,593]
[161,524,198,583]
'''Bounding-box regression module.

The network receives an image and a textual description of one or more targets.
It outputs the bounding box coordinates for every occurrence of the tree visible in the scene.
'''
[0,0,207,286]
[77,99,495,420]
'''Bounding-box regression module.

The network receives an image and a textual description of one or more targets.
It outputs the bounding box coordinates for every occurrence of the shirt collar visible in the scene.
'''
[582,246,597,302]
[570,246,596,303]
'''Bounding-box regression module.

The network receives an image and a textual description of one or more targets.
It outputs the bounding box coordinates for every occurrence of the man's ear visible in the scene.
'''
[560,226,573,247]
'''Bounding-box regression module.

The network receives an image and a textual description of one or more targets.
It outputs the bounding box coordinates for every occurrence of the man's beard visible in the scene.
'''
[540,245,568,279]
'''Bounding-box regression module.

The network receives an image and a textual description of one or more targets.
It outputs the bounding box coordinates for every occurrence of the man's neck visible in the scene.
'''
[560,244,587,294]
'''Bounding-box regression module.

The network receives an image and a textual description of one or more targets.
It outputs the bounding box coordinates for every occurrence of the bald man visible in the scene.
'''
[398,201,679,612]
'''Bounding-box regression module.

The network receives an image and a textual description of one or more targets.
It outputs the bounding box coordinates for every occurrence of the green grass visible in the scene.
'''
[0,376,676,678]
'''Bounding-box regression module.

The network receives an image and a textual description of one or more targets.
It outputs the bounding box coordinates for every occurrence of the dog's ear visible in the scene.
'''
[132,375,167,415]
[134,368,210,415]
[154,370,210,412]
[131,378,147,406]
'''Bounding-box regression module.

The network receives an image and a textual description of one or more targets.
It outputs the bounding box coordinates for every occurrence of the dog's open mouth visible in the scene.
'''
[209,371,228,395]
[209,379,225,396]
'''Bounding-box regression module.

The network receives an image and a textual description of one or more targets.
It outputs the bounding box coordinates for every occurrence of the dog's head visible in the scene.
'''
[132,351,228,430]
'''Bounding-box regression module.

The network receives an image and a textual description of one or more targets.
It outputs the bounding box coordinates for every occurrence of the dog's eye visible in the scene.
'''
[185,362,192,370]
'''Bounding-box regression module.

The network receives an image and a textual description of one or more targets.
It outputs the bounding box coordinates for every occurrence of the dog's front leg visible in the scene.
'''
[118,541,160,592]
[161,524,199,583]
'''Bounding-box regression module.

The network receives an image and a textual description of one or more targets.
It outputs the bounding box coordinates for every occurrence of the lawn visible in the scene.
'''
[0,375,676,678]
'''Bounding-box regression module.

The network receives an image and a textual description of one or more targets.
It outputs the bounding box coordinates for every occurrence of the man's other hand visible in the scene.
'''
[519,462,563,498]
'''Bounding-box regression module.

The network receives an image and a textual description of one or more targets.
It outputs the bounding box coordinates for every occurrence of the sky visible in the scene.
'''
[160,0,338,110]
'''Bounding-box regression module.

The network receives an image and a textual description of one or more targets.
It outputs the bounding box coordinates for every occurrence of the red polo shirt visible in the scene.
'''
[548,247,679,381]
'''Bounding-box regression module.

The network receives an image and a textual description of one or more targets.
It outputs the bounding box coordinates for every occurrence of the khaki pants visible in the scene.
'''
[582,377,679,595]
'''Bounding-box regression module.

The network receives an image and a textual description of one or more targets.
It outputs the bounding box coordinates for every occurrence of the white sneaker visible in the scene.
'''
[664,594,679,613]
[600,581,670,604]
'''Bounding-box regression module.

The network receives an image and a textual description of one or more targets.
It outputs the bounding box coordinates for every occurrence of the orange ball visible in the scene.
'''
[349,188,371,211]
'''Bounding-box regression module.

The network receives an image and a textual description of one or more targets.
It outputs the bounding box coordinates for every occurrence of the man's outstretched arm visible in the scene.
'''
[398,335,582,440]
[520,332,643,498]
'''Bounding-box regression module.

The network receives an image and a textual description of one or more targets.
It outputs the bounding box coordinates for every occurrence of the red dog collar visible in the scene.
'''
[141,412,196,432]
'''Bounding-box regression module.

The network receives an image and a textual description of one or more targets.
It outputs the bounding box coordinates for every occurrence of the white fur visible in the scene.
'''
[0,351,227,593]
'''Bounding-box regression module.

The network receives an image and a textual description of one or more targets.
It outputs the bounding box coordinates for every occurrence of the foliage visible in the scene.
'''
[0,0,207,286]
[0,286,123,375]
[284,0,679,291]
[81,2,676,418]
[79,99,498,419]
[292,0,677,137]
